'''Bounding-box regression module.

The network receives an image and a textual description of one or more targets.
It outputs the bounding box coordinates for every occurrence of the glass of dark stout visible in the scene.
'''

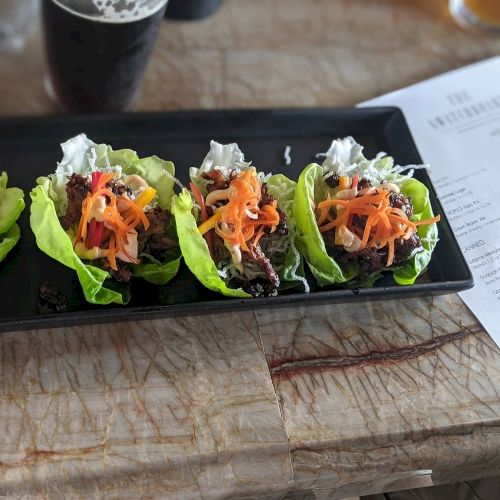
[42,0,168,113]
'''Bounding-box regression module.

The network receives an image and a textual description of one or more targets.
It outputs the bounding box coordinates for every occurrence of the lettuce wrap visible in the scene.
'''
[30,134,181,305]
[294,137,439,287]
[172,141,308,298]
[0,172,25,263]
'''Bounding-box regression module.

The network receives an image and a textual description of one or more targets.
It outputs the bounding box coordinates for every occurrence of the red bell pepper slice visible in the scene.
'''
[86,218,104,249]
[91,171,103,193]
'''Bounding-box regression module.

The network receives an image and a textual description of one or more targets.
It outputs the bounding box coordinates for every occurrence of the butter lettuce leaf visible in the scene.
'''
[122,154,179,284]
[124,156,176,211]
[295,139,439,287]
[30,185,126,305]
[171,189,250,298]
[0,223,21,263]
[131,254,181,286]
[267,174,309,292]
[31,135,180,302]
[0,172,25,262]
[393,178,438,285]
[189,142,308,294]
[294,163,354,286]
[0,172,25,235]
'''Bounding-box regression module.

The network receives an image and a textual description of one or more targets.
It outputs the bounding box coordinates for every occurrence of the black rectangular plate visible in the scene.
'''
[0,107,473,332]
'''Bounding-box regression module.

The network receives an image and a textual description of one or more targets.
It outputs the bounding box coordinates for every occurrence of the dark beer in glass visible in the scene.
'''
[165,0,222,20]
[42,0,168,112]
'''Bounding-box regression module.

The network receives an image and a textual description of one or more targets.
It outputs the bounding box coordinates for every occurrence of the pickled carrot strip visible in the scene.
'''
[74,174,153,270]
[198,167,280,253]
[317,187,440,266]
[414,214,441,226]
[119,196,150,230]
[96,172,117,191]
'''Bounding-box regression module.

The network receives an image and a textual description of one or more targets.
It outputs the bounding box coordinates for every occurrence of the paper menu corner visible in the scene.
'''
[360,57,500,348]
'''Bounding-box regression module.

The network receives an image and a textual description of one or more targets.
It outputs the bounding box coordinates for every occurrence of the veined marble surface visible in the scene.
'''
[0,295,499,497]
[259,294,500,498]
[0,0,500,498]
[0,316,292,498]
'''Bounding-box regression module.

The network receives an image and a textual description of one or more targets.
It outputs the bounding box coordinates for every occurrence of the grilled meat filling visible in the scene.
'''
[323,179,422,278]
[201,171,289,297]
[59,175,176,283]
[60,173,90,229]
[137,207,176,261]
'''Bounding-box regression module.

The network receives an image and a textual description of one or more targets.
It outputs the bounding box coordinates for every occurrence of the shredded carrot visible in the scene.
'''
[253,226,265,247]
[197,167,281,254]
[74,172,155,270]
[317,187,440,267]
[414,215,440,226]
[317,194,333,225]
[96,172,117,191]
[242,224,255,241]
[77,197,91,243]
[387,236,395,267]
[118,196,150,230]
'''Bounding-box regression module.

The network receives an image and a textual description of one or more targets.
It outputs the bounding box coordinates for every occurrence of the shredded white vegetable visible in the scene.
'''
[319,136,429,186]
[283,145,292,166]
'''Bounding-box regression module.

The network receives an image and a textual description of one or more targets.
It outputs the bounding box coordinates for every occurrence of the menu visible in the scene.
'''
[361,56,500,347]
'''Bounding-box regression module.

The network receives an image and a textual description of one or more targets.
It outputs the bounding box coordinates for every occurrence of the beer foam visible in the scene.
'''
[52,0,167,23]
[92,0,166,21]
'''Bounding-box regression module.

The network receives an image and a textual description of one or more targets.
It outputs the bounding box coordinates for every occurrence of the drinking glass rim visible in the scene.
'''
[49,0,168,24]
[449,0,500,32]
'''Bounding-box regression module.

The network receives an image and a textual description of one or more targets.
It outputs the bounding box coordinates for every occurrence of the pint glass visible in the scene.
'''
[449,0,500,31]
[42,0,168,112]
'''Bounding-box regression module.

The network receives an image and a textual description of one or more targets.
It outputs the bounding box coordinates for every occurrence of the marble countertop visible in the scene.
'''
[1,0,500,498]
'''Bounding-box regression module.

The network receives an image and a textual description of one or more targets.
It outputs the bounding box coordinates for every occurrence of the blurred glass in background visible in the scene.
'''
[165,0,222,20]
[42,0,169,113]
[0,0,38,51]
[450,0,500,32]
